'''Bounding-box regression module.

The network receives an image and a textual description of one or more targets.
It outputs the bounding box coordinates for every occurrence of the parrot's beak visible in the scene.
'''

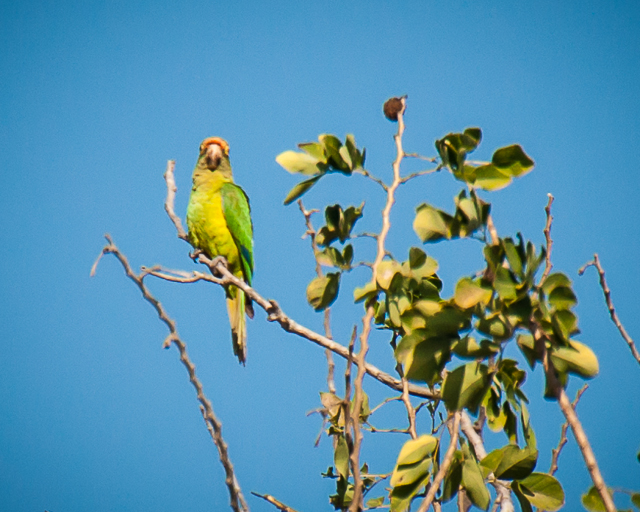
[205,143,223,169]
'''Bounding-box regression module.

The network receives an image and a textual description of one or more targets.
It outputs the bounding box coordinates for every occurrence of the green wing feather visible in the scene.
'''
[220,182,254,286]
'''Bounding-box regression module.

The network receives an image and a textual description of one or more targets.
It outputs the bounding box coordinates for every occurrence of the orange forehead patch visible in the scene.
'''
[199,137,229,156]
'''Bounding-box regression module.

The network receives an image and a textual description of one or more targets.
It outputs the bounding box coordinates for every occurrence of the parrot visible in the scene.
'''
[186,137,254,364]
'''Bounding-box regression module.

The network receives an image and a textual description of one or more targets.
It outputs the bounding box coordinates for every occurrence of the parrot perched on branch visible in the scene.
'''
[186,137,254,364]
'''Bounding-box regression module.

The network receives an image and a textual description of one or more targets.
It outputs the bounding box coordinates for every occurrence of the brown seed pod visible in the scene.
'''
[383,96,406,121]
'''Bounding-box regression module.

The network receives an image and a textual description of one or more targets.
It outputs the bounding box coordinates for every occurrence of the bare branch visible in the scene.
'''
[579,254,640,366]
[164,160,189,241]
[349,96,409,512]
[251,492,300,512]
[460,412,513,512]
[416,411,461,512]
[541,194,555,283]
[92,235,248,512]
[549,384,588,476]
[400,166,441,184]
[298,199,337,393]
[403,152,437,162]
[188,251,437,400]
[355,168,389,191]
[532,324,616,512]
[397,363,417,440]
[344,327,361,500]
[486,215,499,247]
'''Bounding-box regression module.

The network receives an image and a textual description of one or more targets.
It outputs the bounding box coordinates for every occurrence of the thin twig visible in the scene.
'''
[91,236,248,512]
[369,397,403,416]
[398,364,417,440]
[548,384,588,476]
[163,160,189,241]
[579,254,640,366]
[349,96,408,512]
[298,199,337,393]
[416,411,461,512]
[251,492,299,512]
[399,166,441,184]
[355,168,389,191]
[345,327,358,490]
[540,194,555,283]
[460,412,513,512]
[486,215,499,247]
[403,152,437,162]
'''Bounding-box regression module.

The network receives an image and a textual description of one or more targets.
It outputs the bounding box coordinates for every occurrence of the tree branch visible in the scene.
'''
[251,492,299,512]
[349,96,408,512]
[532,324,616,512]
[416,411,461,512]
[163,160,189,241]
[298,199,336,394]
[541,194,554,283]
[91,235,248,512]
[579,254,640,366]
[460,412,513,512]
[549,384,588,476]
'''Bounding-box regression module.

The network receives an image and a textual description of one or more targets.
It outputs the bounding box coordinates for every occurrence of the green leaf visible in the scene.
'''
[283,175,322,205]
[512,481,533,512]
[413,204,454,242]
[316,247,344,268]
[376,260,403,290]
[320,134,350,173]
[276,150,325,175]
[306,273,340,311]
[390,455,433,488]
[477,313,511,339]
[442,452,463,503]
[396,332,452,386]
[492,144,534,177]
[464,127,482,148]
[461,456,490,510]
[503,237,524,277]
[334,434,349,479]
[409,247,427,268]
[494,267,518,302]
[366,496,385,508]
[473,164,512,191]
[631,493,640,509]
[394,435,439,468]
[581,485,608,512]
[541,272,572,294]
[345,134,364,169]
[454,278,492,309]
[517,333,539,368]
[516,472,564,511]
[480,445,538,480]
[441,362,491,413]
[548,285,578,310]
[353,280,378,303]
[453,337,500,359]
[298,142,328,162]
[550,340,599,378]
[389,473,431,512]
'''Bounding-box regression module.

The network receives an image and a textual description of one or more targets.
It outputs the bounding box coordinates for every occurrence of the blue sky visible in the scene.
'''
[1,1,639,511]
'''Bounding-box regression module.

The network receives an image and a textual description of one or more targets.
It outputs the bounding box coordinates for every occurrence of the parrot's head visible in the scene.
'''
[199,137,231,172]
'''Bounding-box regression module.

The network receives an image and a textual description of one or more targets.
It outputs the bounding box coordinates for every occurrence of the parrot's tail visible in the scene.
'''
[227,290,247,364]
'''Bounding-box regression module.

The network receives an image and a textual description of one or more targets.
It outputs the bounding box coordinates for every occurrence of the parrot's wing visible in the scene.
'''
[221,182,254,285]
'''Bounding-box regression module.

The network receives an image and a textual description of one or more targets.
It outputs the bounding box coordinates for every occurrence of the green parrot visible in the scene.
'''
[186,137,254,364]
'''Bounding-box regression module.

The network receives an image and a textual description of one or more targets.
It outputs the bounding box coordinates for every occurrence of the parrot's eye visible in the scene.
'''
[205,144,222,169]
